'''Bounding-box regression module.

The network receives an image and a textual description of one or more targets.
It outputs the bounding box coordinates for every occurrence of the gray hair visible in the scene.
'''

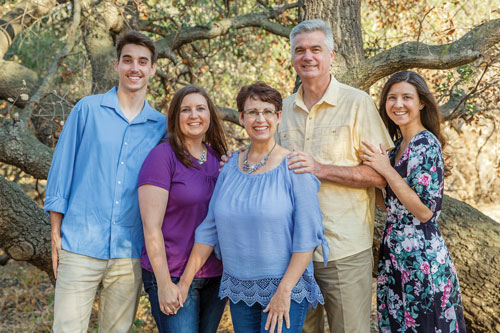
[289,19,335,53]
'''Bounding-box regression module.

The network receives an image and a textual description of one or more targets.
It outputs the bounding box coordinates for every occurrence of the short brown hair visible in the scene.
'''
[168,86,227,168]
[236,82,282,114]
[115,30,158,64]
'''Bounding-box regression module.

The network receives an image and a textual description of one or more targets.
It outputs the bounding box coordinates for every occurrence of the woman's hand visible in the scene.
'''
[360,141,391,176]
[177,278,191,304]
[263,288,291,333]
[157,280,183,315]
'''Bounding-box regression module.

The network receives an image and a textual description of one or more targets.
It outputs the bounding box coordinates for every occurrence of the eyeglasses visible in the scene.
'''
[242,109,279,119]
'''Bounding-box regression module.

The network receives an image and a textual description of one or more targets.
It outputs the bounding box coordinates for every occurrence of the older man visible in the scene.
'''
[279,19,393,332]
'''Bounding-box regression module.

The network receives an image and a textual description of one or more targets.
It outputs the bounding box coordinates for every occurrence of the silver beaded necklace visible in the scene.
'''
[196,145,207,165]
[243,142,276,174]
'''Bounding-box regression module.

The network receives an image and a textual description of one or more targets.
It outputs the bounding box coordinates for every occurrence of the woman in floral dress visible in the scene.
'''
[361,71,466,332]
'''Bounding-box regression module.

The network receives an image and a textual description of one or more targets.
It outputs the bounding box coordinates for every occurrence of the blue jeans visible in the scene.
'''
[142,269,226,333]
[229,299,308,333]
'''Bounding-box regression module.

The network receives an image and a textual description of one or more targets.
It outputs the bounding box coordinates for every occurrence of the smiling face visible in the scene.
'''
[239,96,281,144]
[114,43,156,94]
[291,30,334,82]
[178,93,211,142]
[385,81,425,130]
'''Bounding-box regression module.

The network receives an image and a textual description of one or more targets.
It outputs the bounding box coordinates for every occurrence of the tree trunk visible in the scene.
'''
[81,0,123,93]
[373,197,500,332]
[303,0,364,75]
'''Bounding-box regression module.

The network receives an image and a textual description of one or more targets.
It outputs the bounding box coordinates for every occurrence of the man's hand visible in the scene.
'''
[50,212,63,279]
[219,150,233,169]
[51,232,62,279]
[287,149,323,177]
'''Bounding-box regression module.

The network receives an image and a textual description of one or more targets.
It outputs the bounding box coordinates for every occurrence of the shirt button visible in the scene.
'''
[124,142,128,145]
[306,137,311,141]
[117,180,121,184]
[308,117,312,120]
[120,161,124,165]
[115,201,119,204]
[113,221,117,224]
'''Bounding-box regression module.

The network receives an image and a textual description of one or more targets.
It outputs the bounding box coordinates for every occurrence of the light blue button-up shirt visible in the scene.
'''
[44,87,166,259]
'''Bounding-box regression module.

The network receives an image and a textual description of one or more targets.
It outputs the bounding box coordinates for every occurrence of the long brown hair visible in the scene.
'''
[379,70,446,149]
[167,86,227,168]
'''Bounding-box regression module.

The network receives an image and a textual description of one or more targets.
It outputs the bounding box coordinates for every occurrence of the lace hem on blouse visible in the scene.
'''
[219,271,324,307]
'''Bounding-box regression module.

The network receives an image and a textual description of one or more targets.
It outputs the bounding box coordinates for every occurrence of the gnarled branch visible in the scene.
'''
[0,174,51,277]
[0,117,52,179]
[217,106,239,125]
[152,2,297,60]
[339,18,500,90]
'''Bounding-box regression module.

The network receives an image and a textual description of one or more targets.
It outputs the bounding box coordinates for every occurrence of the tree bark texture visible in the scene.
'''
[373,196,500,332]
[0,175,51,277]
[81,0,123,93]
[303,0,365,74]
[0,119,52,180]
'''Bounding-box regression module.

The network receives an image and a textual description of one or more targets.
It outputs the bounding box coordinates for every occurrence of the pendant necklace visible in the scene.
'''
[196,144,207,165]
[243,142,276,174]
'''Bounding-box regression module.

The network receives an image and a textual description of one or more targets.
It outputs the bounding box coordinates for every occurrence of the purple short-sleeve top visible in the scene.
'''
[138,141,222,278]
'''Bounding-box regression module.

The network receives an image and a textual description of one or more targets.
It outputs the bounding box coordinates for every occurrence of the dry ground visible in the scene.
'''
[0,258,378,332]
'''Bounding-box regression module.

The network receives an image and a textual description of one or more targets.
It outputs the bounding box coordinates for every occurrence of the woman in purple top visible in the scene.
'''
[137,86,228,332]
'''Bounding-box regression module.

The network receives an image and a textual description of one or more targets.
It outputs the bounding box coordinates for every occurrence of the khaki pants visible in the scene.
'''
[302,248,373,333]
[53,249,142,333]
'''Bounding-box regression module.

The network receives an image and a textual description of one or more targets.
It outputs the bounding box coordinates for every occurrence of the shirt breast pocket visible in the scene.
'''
[318,125,350,161]
[279,128,303,151]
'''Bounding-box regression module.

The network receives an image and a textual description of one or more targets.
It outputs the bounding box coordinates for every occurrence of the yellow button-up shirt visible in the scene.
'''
[278,76,393,261]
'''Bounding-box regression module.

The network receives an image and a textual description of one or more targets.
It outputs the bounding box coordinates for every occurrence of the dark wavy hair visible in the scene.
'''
[379,70,446,149]
[167,86,227,168]
[236,82,283,115]
[116,30,158,64]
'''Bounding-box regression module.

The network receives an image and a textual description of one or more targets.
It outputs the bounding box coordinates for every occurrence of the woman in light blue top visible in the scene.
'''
[177,82,328,333]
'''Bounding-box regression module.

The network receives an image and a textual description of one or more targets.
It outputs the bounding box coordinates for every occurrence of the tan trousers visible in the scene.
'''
[302,248,373,333]
[53,249,142,333]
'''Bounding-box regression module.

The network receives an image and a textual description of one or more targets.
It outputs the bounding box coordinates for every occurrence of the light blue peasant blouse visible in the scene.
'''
[195,153,329,307]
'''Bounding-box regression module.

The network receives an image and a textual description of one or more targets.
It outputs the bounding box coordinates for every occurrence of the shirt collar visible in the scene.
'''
[100,87,162,123]
[294,75,340,111]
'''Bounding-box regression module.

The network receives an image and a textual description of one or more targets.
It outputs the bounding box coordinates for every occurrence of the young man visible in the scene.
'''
[279,20,393,332]
[45,31,166,332]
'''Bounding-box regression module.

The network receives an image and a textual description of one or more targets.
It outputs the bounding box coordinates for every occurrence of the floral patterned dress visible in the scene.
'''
[377,130,466,332]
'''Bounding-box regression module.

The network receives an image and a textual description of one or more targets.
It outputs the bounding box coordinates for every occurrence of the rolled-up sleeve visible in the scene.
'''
[290,171,330,264]
[44,101,86,214]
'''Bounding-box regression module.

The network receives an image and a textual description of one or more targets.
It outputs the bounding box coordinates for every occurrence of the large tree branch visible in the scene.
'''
[339,18,500,90]
[217,106,239,125]
[0,174,52,278]
[152,3,297,60]
[0,60,38,106]
[0,117,52,179]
